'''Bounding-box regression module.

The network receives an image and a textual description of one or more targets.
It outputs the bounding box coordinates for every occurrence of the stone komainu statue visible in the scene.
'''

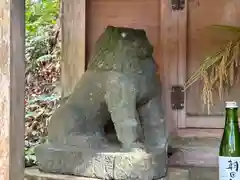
[36,26,168,180]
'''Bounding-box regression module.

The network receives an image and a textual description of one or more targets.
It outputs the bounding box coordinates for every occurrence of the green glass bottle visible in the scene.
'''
[219,101,240,180]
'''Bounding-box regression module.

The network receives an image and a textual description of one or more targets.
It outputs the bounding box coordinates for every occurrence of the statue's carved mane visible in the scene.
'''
[87,26,155,74]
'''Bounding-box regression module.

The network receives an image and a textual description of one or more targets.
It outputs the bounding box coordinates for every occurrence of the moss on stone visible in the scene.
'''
[88,26,154,74]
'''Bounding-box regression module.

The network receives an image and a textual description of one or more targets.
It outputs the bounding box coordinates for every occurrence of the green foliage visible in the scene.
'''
[25,0,59,36]
[25,0,60,72]
[25,0,61,167]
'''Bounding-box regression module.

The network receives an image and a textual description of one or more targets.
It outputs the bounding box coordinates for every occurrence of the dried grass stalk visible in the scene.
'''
[184,36,240,114]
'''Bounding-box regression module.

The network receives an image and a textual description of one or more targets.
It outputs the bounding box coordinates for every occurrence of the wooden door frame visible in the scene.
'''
[160,0,179,137]
[160,0,223,138]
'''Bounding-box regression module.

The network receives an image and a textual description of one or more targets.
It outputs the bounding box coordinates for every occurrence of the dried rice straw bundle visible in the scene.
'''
[184,36,240,114]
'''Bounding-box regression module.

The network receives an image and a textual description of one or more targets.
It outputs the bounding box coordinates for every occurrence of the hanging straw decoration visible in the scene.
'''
[184,27,240,113]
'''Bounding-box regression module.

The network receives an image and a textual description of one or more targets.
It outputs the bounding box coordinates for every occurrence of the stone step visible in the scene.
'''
[168,137,220,167]
[169,167,219,180]
[25,166,219,180]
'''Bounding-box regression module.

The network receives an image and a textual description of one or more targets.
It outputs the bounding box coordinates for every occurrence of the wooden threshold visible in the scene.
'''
[185,116,240,128]
[176,128,223,137]
[185,116,225,128]
[168,136,221,167]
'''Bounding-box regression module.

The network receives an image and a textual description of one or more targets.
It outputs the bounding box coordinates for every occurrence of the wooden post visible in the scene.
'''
[160,0,179,136]
[61,0,86,97]
[0,0,25,179]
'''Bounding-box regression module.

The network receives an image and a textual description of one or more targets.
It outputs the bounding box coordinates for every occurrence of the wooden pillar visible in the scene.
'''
[160,0,180,136]
[0,0,25,179]
[61,0,86,97]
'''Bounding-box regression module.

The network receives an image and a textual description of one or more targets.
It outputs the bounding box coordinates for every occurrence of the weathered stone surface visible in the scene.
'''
[36,26,168,179]
[25,166,220,180]
[25,167,175,180]
[35,143,166,180]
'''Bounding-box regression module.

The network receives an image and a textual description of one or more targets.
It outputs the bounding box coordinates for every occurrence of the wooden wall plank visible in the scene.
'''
[86,0,160,65]
[0,0,25,179]
[61,0,86,97]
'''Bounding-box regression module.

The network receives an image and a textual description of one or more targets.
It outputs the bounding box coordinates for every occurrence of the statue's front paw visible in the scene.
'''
[121,142,146,153]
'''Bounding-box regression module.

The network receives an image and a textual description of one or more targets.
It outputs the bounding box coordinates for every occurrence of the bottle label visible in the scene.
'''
[219,156,240,180]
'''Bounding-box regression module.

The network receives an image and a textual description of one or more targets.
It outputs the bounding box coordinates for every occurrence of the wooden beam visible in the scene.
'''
[0,0,25,179]
[61,0,86,97]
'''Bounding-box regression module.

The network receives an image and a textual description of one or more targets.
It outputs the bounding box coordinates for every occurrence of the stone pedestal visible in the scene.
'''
[35,143,167,180]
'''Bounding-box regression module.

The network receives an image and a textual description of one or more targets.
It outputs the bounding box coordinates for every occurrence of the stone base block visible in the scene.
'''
[25,167,168,180]
[35,143,167,180]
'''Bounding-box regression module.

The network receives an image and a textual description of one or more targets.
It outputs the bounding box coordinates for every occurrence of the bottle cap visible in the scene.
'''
[225,101,238,108]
